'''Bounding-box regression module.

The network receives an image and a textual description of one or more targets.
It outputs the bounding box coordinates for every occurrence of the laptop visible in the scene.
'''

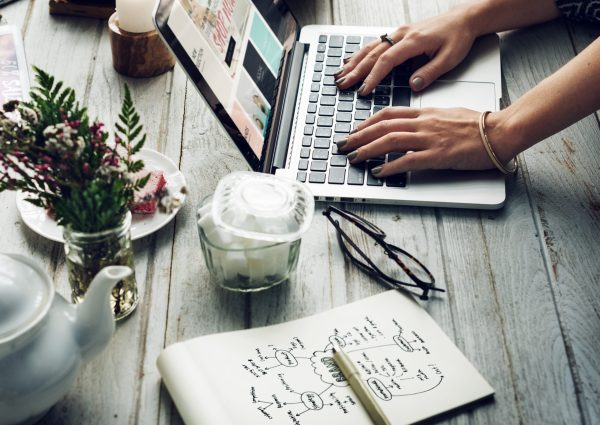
[153,0,506,209]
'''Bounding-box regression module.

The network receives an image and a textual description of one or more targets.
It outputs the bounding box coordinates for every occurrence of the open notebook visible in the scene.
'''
[157,291,494,424]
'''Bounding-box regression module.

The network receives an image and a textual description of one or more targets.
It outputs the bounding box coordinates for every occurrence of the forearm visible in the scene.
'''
[488,36,600,161]
[457,0,561,36]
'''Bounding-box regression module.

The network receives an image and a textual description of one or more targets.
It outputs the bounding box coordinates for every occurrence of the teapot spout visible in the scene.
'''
[74,266,132,362]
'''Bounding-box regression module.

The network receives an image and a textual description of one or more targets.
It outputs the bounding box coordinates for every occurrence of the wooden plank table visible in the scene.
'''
[1,0,598,424]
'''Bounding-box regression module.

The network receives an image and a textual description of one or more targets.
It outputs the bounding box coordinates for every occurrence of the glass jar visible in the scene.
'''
[63,212,138,320]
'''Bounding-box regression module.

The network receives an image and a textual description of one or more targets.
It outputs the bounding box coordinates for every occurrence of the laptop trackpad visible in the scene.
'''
[417,81,496,112]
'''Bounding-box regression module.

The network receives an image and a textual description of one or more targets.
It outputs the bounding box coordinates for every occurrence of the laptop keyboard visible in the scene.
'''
[296,34,411,189]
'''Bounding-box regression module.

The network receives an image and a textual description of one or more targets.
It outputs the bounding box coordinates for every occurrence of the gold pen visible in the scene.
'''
[332,343,392,425]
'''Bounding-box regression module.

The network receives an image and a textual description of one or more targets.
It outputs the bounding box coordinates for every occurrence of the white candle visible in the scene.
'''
[116,0,156,33]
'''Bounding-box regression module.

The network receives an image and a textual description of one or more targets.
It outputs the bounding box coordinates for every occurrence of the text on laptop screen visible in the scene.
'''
[167,0,295,160]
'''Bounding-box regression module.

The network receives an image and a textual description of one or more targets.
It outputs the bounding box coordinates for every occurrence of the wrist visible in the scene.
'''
[484,108,523,165]
[454,0,495,38]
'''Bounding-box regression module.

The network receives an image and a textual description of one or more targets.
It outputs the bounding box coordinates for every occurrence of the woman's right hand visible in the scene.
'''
[335,4,481,95]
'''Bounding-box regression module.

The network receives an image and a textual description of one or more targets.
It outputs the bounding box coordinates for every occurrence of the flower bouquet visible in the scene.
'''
[1,67,151,319]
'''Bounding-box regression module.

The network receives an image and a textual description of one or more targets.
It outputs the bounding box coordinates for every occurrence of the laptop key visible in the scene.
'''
[316,53,325,62]
[327,48,343,57]
[362,36,377,45]
[338,91,354,101]
[309,172,326,183]
[388,152,405,161]
[330,155,348,167]
[297,171,307,182]
[315,127,332,138]
[386,173,407,187]
[374,86,391,95]
[372,106,385,114]
[320,95,336,106]
[335,122,352,133]
[322,86,337,96]
[310,160,327,172]
[309,93,319,103]
[312,149,329,160]
[318,106,334,116]
[300,147,310,158]
[392,87,411,106]
[326,57,341,67]
[354,110,370,120]
[338,101,353,112]
[356,99,372,110]
[345,44,360,54]
[311,82,320,92]
[328,167,346,184]
[314,63,323,72]
[304,125,314,136]
[324,66,340,76]
[302,136,312,147]
[314,138,330,149]
[329,35,344,48]
[317,116,333,127]
[336,112,352,122]
[323,75,336,86]
[306,114,315,124]
[317,43,326,53]
[318,34,327,43]
[367,161,385,186]
[347,165,365,185]
[307,104,317,114]
[312,72,322,82]
[298,159,309,170]
[374,96,390,106]
[346,35,361,44]
[333,134,347,144]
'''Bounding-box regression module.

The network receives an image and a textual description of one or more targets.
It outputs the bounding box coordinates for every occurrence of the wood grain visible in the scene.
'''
[1,1,597,424]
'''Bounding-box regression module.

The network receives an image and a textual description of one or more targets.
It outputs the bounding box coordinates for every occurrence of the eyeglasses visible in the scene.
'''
[323,206,444,300]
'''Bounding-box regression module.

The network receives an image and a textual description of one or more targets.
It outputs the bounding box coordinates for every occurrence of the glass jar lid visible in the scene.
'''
[0,254,53,344]
[211,172,314,243]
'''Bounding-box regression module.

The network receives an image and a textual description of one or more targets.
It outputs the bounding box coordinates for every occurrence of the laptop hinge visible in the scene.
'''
[266,41,308,173]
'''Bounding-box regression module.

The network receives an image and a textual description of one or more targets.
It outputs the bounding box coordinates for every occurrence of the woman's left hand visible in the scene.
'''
[336,107,511,177]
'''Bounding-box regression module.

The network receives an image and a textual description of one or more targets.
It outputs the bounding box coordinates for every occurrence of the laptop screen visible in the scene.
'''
[155,0,298,170]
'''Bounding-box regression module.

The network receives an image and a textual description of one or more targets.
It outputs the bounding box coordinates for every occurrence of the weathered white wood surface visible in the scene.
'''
[0,0,597,424]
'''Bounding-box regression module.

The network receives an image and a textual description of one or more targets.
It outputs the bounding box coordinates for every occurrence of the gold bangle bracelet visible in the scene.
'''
[478,111,517,175]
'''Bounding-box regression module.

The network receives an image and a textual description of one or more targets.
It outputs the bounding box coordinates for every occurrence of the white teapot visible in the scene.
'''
[0,253,131,425]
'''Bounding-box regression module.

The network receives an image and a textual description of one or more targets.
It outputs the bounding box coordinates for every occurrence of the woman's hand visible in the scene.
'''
[335,5,479,95]
[336,107,515,177]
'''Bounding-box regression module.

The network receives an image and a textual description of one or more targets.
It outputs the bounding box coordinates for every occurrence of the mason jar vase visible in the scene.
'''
[63,212,138,320]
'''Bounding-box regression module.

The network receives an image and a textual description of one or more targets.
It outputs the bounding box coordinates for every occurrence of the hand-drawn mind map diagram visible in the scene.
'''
[242,316,445,423]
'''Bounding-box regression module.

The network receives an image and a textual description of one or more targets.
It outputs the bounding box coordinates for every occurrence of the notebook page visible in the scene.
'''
[157,290,494,425]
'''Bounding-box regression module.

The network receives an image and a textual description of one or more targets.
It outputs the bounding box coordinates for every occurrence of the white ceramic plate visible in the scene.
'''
[16,149,187,243]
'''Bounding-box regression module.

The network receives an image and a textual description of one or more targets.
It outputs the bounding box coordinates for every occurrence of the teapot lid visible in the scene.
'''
[0,254,53,344]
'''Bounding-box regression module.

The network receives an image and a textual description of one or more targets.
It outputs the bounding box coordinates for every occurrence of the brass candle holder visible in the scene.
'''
[108,12,175,78]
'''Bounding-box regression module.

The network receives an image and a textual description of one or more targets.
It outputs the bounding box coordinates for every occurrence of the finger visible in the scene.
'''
[336,42,391,90]
[338,118,419,152]
[360,40,422,95]
[346,132,426,164]
[371,151,436,177]
[409,49,454,92]
[355,106,420,132]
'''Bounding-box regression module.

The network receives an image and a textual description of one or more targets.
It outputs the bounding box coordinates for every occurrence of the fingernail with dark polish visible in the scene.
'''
[412,76,424,91]
[371,165,384,176]
[357,83,366,95]
[346,151,358,162]
[343,55,352,64]
[349,128,358,135]
[333,67,344,76]
[335,77,346,86]
[336,138,347,148]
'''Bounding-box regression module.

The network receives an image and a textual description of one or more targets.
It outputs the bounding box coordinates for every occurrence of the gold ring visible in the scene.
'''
[380,33,395,46]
